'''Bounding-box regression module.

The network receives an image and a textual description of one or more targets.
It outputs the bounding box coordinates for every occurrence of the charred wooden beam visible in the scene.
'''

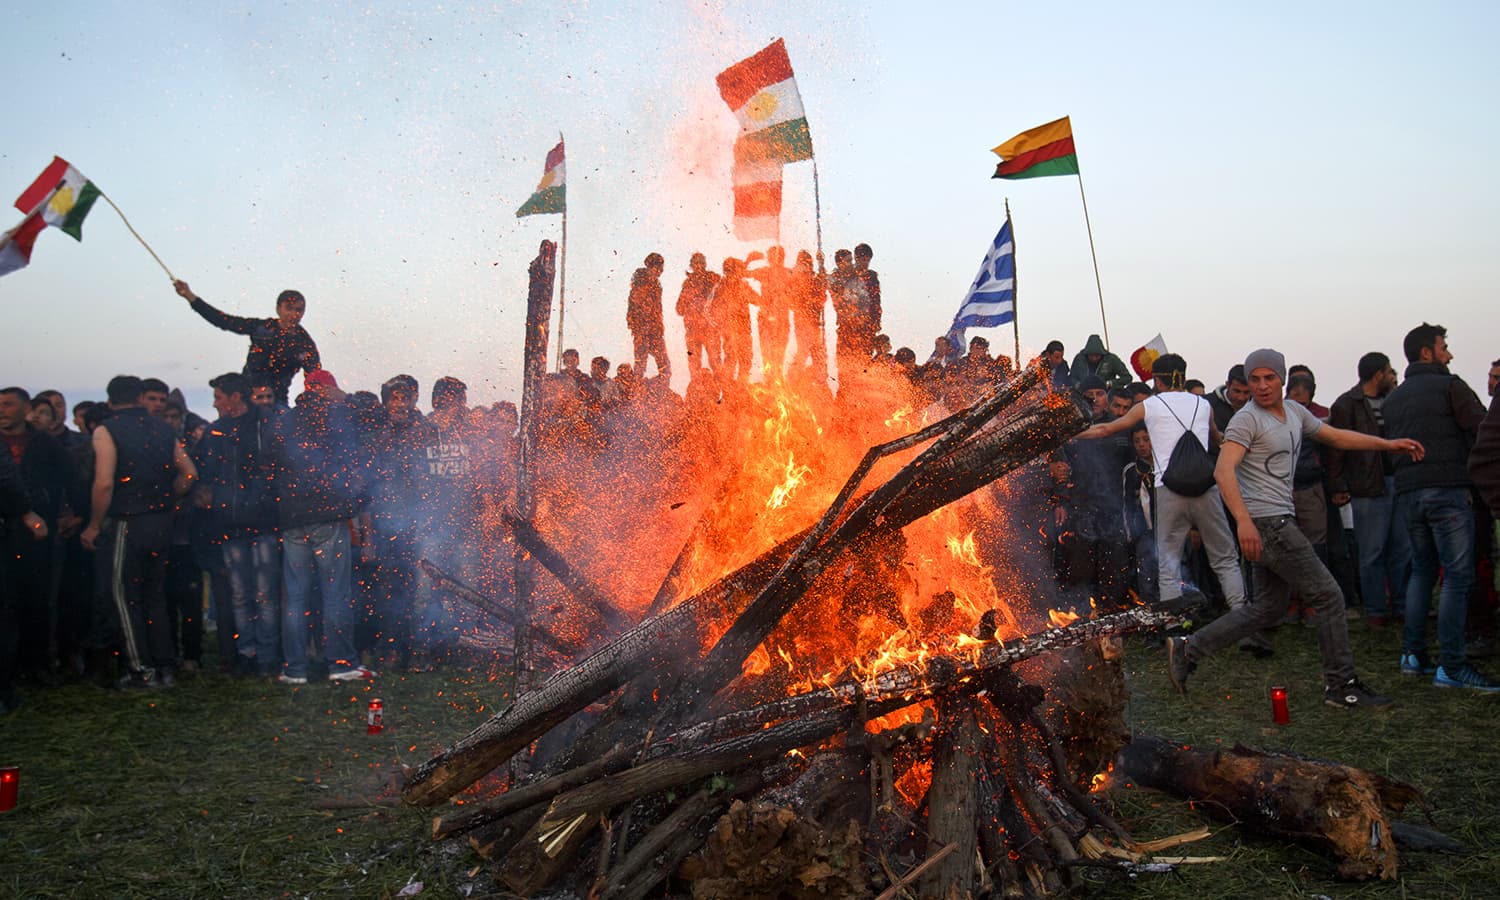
[1115,735,1423,881]
[502,511,631,636]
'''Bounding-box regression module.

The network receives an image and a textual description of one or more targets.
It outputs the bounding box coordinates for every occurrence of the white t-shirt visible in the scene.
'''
[1142,392,1213,488]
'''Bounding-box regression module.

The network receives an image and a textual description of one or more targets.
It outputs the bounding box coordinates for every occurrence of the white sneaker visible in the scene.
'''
[276,673,308,686]
[328,666,377,682]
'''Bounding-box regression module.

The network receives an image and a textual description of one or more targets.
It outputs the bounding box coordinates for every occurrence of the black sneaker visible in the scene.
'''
[1167,636,1195,695]
[1324,678,1393,709]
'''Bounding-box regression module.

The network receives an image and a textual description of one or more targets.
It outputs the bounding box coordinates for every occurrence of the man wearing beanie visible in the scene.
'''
[1168,348,1425,709]
[1076,352,1247,618]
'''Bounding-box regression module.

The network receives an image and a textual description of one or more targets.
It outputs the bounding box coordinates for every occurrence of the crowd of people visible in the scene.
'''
[3,242,1499,719]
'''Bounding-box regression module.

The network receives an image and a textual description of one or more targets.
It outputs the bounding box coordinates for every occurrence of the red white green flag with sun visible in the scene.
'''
[717,39,814,241]
[516,139,565,218]
[0,157,101,278]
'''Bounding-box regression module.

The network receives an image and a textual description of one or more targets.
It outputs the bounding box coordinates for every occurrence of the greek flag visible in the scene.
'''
[946,218,1014,346]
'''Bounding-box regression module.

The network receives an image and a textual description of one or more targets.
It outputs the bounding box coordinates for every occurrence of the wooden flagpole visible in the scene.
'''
[98,191,175,281]
[1006,199,1019,368]
[1074,171,1110,350]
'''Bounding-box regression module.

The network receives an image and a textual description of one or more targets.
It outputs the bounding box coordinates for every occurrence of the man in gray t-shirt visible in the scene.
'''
[1166,348,1424,710]
[1223,396,1323,519]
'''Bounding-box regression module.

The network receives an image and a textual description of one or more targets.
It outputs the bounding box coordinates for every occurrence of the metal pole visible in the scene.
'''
[1006,199,1019,369]
[1075,173,1110,350]
[554,134,567,372]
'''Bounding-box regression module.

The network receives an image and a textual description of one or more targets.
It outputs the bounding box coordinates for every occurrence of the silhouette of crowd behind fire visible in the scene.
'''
[3,243,1500,713]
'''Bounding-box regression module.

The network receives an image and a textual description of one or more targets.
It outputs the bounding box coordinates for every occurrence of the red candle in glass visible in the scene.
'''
[367,698,384,735]
[0,766,18,812]
[1270,686,1290,724]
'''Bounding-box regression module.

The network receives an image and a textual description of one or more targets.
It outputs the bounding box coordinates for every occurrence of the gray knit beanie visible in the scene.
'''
[1244,348,1286,384]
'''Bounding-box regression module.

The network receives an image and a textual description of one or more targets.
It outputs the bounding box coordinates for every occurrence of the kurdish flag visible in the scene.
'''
[516,139,565,217]
[1,157,101,277]
[992,116,1079,180]
[717,39,814,241]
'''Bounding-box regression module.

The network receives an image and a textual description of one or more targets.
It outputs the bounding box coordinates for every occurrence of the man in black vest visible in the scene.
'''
[1384,323,1495,691]
[80,376,197,689]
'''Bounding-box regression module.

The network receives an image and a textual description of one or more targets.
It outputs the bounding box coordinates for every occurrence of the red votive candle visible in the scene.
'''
[1270,686,1290,725]
[0,766,18,812]
[367,698,384,735]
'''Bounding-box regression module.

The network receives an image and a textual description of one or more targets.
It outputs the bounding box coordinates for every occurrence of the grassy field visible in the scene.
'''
[0,617,1496,899]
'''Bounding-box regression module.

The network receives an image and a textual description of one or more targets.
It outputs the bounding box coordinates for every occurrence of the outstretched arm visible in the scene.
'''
[175,279,259,335]
[1313,422,1424,461]
[1077,402,1145,440]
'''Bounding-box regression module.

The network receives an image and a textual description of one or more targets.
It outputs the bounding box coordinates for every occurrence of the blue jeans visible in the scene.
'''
[281,521,358,678]
[1352,477,1412,616]
[1400,487,1475,671]
[221,534,282,671]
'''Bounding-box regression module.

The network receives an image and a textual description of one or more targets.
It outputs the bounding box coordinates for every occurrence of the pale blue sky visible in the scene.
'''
[4,1,1496,413]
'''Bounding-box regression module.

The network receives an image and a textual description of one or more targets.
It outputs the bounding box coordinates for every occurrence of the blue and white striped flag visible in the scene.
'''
[946,218,1015,347]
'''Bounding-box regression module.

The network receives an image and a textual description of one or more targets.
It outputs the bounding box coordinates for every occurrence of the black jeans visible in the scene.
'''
[1188,514,1358,689]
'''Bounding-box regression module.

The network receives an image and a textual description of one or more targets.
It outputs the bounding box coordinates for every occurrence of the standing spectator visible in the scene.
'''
[174,279,321,405]
[1470,358,1500,517]
[1327,352,1409,626]
[677,252,719,372]
[828,249,873,371]
[1468,357,1500,655]
[1168,349,1421,708]
[1070,334,1130,390]
[366,375,432,668]
[140,378,171,418]
[1076,354,1246,615]
[1207,365,1251,442]
[747,246,792,378]
[1287,365,1329,417]
[1122,424,1157,602]
[710,258,755,382]
[80,376,197,689]
[197,372,282,678]
[1284,374,1330,623]
[0,387,76,682]
[627,253,671,379]
[1384,324,1496,690]
[788,250,828,383]
[1058,378,1133,610]
[1,450,49,713]
[1044,340,1072,388]
[852,243,882,339]
[161,398,204,674]
[270,376,373,684]
[27,389,92,677]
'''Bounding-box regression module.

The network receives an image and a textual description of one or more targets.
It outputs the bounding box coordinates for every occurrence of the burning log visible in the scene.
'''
[403,367,1084,807]
[1115,735,1424,880]
[430,606,1183,851]
[916,691,980,898]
